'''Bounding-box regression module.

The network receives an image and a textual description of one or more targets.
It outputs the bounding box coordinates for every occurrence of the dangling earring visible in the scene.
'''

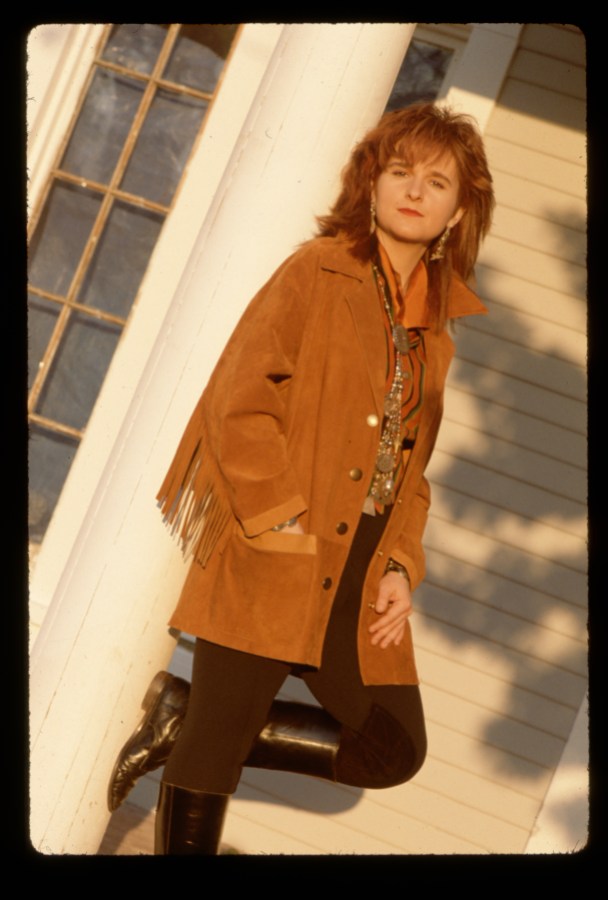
[430,225,451,261]
[370,200,376,235]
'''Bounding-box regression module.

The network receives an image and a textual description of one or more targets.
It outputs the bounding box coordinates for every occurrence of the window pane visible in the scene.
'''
[28,294,60,391]
[29,425,80,544]
[29,25,239,547]
[76,201,164,317]
[120,88,207,207]
[386,41,453,111]
[37,312,122,430]
[60,68,145,185]
[28,182,103,296]
[101,23,167,75]
[163,25,237,93]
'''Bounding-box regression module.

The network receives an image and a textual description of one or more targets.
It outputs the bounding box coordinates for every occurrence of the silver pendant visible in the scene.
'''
[393,324,410,354]
[376,452,394,473]
[381,478,394,497]
[384,395,400,416]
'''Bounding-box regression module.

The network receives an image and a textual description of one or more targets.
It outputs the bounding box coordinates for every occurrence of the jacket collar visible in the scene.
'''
[317,236,487,322]
[316,235,484,457]
[447,272,488,320]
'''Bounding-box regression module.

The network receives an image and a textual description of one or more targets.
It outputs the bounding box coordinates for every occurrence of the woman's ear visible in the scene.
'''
[448,206,466,229]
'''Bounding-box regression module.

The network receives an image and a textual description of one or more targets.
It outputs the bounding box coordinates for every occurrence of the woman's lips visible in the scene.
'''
[398,208,423,217]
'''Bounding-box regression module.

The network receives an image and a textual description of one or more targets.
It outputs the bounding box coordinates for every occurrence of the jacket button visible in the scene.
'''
[336,522,348,535]
[349,467,363,481]
[322,577,333,590]
[367,414,379,427]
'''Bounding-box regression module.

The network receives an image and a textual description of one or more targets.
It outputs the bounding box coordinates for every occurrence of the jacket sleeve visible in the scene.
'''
[204,244,320,536]
[388,475,431,592]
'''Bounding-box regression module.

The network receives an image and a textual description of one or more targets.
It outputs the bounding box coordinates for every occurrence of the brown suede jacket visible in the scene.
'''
[160,236,486,685]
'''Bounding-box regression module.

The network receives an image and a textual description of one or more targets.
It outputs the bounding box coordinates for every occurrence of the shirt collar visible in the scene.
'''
[317,235,487,321]
[376,240,430,329]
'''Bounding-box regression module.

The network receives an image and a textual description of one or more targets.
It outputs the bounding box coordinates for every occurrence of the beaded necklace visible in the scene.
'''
[366,262,411,508]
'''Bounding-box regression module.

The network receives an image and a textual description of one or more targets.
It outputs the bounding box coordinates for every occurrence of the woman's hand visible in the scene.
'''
[280,520,305,535]
[267,517,305,535]
[368,571,413,649]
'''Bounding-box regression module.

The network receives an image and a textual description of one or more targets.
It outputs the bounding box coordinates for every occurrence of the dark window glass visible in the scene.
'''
[76,202,165,317]
[28,294,59,391]
[101,23,167,75]
[163,24,237,92]
[37,313,122,431]
[29,426,80,544]
[120,89,208,207]
[60,68,145,185]
[386,40,453,111]
[28,182,103,296]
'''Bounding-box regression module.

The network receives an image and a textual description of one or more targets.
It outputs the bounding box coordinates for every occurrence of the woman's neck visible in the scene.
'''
[375,231,426,289]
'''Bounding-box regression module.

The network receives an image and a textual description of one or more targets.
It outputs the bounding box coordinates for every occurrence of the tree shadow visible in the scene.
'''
[414,201,587,843]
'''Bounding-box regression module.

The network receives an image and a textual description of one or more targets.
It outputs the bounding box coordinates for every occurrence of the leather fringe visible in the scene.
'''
[157,425,231,568]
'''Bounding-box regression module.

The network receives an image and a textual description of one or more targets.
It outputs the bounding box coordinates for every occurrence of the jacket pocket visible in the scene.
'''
[212,527,321,658]
[236,528,317,555]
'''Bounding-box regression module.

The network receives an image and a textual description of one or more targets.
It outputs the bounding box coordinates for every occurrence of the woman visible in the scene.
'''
[108,103,494,854]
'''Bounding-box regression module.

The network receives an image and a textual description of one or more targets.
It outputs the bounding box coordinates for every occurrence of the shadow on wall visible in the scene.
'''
[415,202,587,835]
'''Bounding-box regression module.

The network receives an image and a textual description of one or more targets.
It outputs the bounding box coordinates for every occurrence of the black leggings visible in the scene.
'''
[163,512,427,794]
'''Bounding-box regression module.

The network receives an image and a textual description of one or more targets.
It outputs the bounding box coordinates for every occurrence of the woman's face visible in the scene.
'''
[372,152,465,252]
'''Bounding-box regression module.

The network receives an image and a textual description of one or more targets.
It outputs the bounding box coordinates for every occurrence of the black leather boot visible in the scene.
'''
[108,672,340,809]
[248,701,414,789]
[108,672,190,811]
[245,700,340,780]
[108,672,412,810]
[154,783,229,855]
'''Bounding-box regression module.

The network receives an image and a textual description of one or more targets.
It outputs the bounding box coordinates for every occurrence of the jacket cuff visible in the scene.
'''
[387,549,422,592]
[241,495,308,537]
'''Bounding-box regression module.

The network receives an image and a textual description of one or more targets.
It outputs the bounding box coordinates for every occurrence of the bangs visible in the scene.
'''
[392,139,454,167]
[377,125,465,187]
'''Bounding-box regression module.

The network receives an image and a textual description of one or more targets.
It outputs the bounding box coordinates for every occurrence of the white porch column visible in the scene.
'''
[29,22,416,855]
[442,23,522,131]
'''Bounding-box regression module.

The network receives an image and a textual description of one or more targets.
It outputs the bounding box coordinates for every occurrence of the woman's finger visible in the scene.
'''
[369,601,411,633]
[374,622,406,648]
[370,612,408,646]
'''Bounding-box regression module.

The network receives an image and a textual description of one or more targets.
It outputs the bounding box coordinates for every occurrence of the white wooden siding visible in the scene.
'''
[416,22,587,853]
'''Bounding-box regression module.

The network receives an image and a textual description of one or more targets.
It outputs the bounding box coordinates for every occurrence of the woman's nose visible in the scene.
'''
[407,178,423,199]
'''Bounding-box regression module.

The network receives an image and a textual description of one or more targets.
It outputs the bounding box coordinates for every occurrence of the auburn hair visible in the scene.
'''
[316,103,495,331]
